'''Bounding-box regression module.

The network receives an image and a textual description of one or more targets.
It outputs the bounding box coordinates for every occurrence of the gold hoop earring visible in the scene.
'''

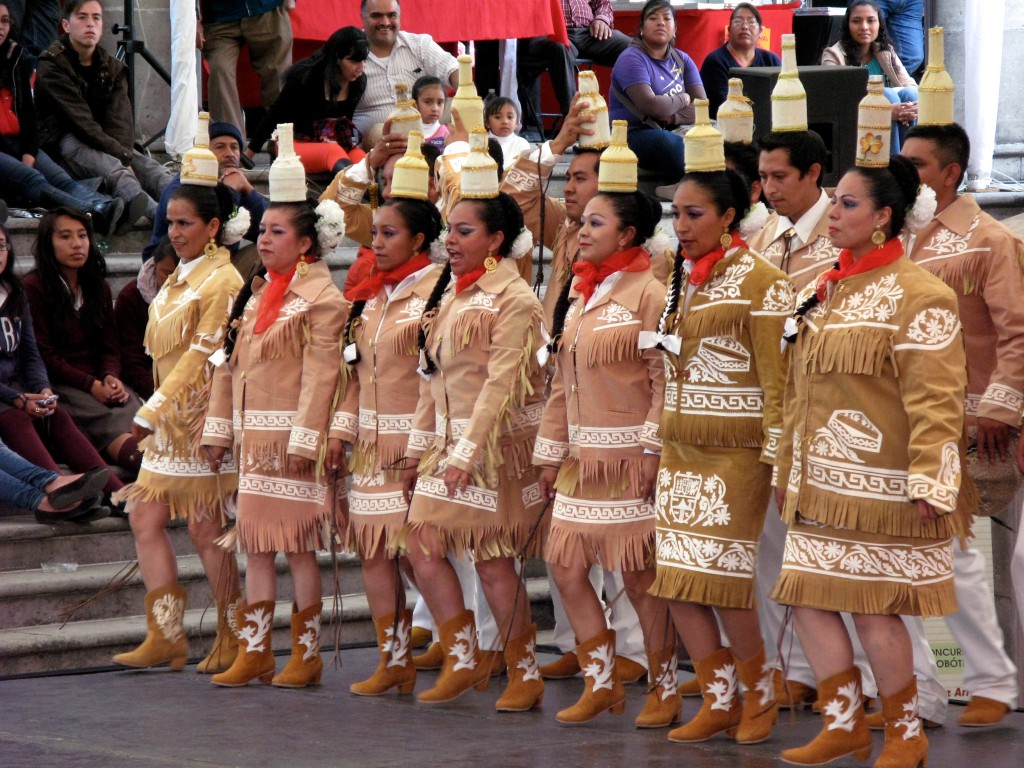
[484,254,498,273]
[296,255,312,277]
[720,229,733,249]
[204,238,218,259]
[871,229,886,247]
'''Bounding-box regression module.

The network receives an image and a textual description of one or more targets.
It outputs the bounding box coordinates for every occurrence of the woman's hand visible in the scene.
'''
[204,445,227,472]
[916,499,940,524]
[326,438,345,473]
[773,486,786,514]
[445,108,469,146]
[103,375,131,404]
[22,392,55,420]
[538,466,559,501]
[892,101,917,125]
[640,453,661,503]
[443,466,470,497]
[550,95,596,156]
[401,464,419,504]
[131,422,153,442]
[367,119,408,171]
[288,454,315,475]
[976,417,1010,463]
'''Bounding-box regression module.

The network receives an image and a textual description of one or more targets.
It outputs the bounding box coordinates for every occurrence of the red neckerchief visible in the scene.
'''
[254,266,297,334]
[815,237,904,302]
[348,252,432,302]
[456,256,501,295]
[571,246,651,304]
[687,233,746,286]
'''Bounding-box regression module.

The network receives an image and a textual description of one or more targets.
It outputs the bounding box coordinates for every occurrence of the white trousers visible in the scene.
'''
[408,553,500,649]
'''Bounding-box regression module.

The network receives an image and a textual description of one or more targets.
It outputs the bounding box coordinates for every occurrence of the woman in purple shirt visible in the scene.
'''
[608,0,706,181]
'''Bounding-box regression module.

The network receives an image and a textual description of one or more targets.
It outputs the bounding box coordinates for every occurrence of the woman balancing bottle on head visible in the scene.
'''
[201,128,349,689]
[534,133,678,727]
[330,133,446,697]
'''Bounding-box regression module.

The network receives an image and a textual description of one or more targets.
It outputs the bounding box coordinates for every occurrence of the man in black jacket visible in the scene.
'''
[35,0,172,225]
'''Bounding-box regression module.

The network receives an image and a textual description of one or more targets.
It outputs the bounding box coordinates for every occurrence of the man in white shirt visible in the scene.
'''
[355,0,459,139]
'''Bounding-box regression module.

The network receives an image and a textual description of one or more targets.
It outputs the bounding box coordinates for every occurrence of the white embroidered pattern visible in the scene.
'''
[533,437,570,463]
[706,662,738,712]
[656,655,678,700]
[660,471,731,527]
[981,383,1024,414]
[400,295,428,320]
[450,624,479,671]
[755,663,775,707]
[331,412,357,434]
[686,336,751,384]
[239,605,273,653]
[831,273,904,323]
[656,530,757,576]
[901,307,959,348]
[596,302,637,327]
[299,613,321,662]
[406,429,433,452]
[553,497,655,523]
[810,410,883,463]
[894,694,922,740]
[781,530,953,584]
[384,617,410,668]
[350,489,406,515]
[759,279,796,314]
[203,417,233,440]
[152,593,185,642]
[569,424,643,448]
[823,680,863,733]
[289,426,319,451]
[518,639,541,681]
[583,643,616,692]
[671,383,764,417]
[918,214,980,260]
[702,254,755,302]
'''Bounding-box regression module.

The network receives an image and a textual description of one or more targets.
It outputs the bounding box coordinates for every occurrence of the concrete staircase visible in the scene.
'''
[0,512,553,678]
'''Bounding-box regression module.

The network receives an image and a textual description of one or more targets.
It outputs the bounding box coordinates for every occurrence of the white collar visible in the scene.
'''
[385,263,435,298]
[583,270,624,311]
[776,190,830,249]
[175,255,204,283]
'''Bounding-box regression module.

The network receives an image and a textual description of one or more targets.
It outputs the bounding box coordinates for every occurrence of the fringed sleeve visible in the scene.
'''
[893,285,969,518]
[200,361,234,450]
[136,267,242,439]
[750,274,795,464]
[500,144,565,251]
[977,227,1024,425]
[407,367,437,463]
[533,357,571,468]
[445,294,543,477]
[639,283,667,452]
[289,292,348,469]
[320,160,374,247]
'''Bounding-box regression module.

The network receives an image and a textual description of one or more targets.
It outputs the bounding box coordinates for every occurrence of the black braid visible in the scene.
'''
[417,262,452,374]
[656,244,685,338]
[782,262,836,345]
[545,275,576,357]
[342,300,368,364]
[224,266,268,358]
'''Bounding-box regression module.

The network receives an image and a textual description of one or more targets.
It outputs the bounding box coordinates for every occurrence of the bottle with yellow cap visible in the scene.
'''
[771,34,807,133]
[716,79,754,144]
[918,27,954,126]
[855,75,891,169]
[596,121,638,193]
[684,100,725,174]
[577,70,611,150]
[450,54,484,131]
[391,130,430,201]
[387,82,423,137]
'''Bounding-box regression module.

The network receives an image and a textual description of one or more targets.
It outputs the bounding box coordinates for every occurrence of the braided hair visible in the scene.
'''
[344,198,444,364]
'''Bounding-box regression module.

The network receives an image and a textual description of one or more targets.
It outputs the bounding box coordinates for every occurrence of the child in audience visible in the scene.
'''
[414,75,449,149]
[485,96,530,168]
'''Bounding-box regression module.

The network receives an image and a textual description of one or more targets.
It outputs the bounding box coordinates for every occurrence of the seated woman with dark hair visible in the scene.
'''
[246,26,369,174]
[23,207,143,475]
[608,0,706,181]
[699,3,780,118]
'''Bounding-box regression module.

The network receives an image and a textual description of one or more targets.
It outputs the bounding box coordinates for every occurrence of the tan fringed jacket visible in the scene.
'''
[330,264,445,470]
[748,204,842,292]
[662,247,793,465]
[533,266,666,495]
[202,260,346,467]
[408,257,546,484]
[320,159,375,246]
[908,194,1024,427]
[776,256,973,540]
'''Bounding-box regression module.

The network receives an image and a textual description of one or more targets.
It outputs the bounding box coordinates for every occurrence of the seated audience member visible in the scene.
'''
[485,96,531,168]
[0,4,123,236]
[875,0,925,78]
[200,0,294,137]
[35,1,172,225]
[699,3,780,118]
[115,240,178,401]
[608,0,705,180]
[562,0,630,66]
[6,0,62,60]
[143,120,265,282]
[355,0,458,139]
[246,26,369,175]
[821,1,917,152]
[23,208,143,475]
[414,76,449,149]
[0,438,110,522]
[0,220,123,505]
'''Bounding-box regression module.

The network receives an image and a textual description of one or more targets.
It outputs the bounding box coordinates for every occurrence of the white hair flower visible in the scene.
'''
[905,184,937,233]
[315,199,347,255]
[221,206,250,245]
[738,201,771,241]
[508,227,534,261]
[643,226,672,257]
[429,226,450,264]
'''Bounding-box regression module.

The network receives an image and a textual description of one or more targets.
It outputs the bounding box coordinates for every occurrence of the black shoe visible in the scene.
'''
[69,495,111,524]
[239,152,255,170]
[117,192,150,233]
[46,467,110,509]
[90,198,125,237]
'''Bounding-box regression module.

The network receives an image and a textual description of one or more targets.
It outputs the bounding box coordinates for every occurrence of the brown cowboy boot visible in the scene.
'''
[417,610,489,704]
[211,600,276,687]
[555,629,626,724]
[667,647,741,743]
[734,646,779,744]
[112,585,189,670]
[635,645,683,729]
[195,591,242,674]
[780,668,873,765]
[272,602,323,688]
[350,610,417,696]
[495,624,544,711]
[874,679,928,768]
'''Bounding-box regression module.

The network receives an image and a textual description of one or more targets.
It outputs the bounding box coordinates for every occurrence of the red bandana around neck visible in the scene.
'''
[254,266,297,334]
[687,232,746,287]
[571,246,651,304]
[348,252,432,302]
[815,237,904,302]
[456,256,502,295]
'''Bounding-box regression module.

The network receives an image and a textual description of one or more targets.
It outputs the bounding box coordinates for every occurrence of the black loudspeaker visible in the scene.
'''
[732,65,868,188]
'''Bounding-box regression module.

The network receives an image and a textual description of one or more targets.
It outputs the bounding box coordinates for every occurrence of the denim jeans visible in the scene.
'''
[626,126,686,182]
[884,85,919,153]
[0,441,58,511]
[876,0,925,77]
[0,150,111,211]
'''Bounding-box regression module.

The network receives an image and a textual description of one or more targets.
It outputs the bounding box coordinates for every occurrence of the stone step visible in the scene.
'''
[0,576,553,678]
[0,551,359,631]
